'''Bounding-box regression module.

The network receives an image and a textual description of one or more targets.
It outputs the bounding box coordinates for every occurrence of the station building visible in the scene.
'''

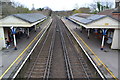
[67,13,120,50]
[0,13,47,50]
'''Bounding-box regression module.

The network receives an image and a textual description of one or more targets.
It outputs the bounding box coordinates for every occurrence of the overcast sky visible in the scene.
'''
[11,0,115,11]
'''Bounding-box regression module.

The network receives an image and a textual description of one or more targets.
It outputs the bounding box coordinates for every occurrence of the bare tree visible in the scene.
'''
[1,0,33,18]
[2,0,17,17]
[89,0,114,13]
[74,4,79,10]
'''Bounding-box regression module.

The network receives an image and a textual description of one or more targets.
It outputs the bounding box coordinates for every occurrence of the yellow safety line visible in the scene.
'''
[16,57,23,65]
[73,31,118,80]
[0,26,47,79]
[93,57,101,66]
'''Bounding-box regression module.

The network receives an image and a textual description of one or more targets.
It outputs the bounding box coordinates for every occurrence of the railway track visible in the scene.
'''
[13,16,103,80]
[24,19,56,79]
[58,18,96,79]
[48,18,67,78]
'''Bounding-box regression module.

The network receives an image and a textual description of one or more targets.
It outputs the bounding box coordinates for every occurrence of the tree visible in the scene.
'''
[74,4,79,10]
[73,7,91,14]
[97,2,101,12]
[2,1,17,17]
[1,0,32,18]
[90,1,113,13]
[78,7,91,13]
[37,8,44,11]
[15,5,30,13]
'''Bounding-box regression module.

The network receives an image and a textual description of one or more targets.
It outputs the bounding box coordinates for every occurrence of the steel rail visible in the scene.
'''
[43,22,56,79]
[64,25,91,79]
[58,19,74,80]
[61,18,106,79]
[27,21,54,80]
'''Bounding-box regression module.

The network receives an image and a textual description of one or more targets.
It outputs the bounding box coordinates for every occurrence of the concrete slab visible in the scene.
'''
[62,18,119,79]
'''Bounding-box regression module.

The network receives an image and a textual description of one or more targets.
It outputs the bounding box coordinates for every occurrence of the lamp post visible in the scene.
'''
[35,25,37,32]
[27,28,30,38]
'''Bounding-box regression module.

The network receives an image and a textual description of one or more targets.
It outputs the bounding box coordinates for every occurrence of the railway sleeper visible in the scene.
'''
[33,68,45,72]
[73,74,87,78]
[37,58,48,60]
[72,68,85,72]
[25,72,44,78]
[39,56,48,59]
[30,74,44,78]
[34,65,45,68]
[36,62,46,65]
[36,60,46,63]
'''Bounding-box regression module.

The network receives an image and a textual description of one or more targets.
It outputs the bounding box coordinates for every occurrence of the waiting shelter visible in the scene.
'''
[0,13,47,50]
[67,13,120,50]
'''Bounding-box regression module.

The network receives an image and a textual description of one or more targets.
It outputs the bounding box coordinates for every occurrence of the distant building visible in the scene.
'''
[115,0,120,8]
[112,0,120,21]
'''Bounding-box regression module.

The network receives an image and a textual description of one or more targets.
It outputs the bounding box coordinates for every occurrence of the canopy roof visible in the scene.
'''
[68,13,119,29]
[69,14,108,24]
[0,13,47,27]
[12,13,47,23]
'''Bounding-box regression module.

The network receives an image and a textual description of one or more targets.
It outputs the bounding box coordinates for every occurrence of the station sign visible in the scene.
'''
[105,23,109,26]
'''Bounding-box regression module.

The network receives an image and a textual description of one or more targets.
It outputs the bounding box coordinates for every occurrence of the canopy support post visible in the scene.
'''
[27,28,30,38]
[88,29,90,39]
[101,29,107,50]
[35,25,37,32]
[13,34,17,50]
[11,26,17,50]
[80,26,82,33]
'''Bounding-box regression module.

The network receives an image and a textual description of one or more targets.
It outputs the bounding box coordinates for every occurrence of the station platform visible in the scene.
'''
[62,18,119,79]
[0,18,52,79]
